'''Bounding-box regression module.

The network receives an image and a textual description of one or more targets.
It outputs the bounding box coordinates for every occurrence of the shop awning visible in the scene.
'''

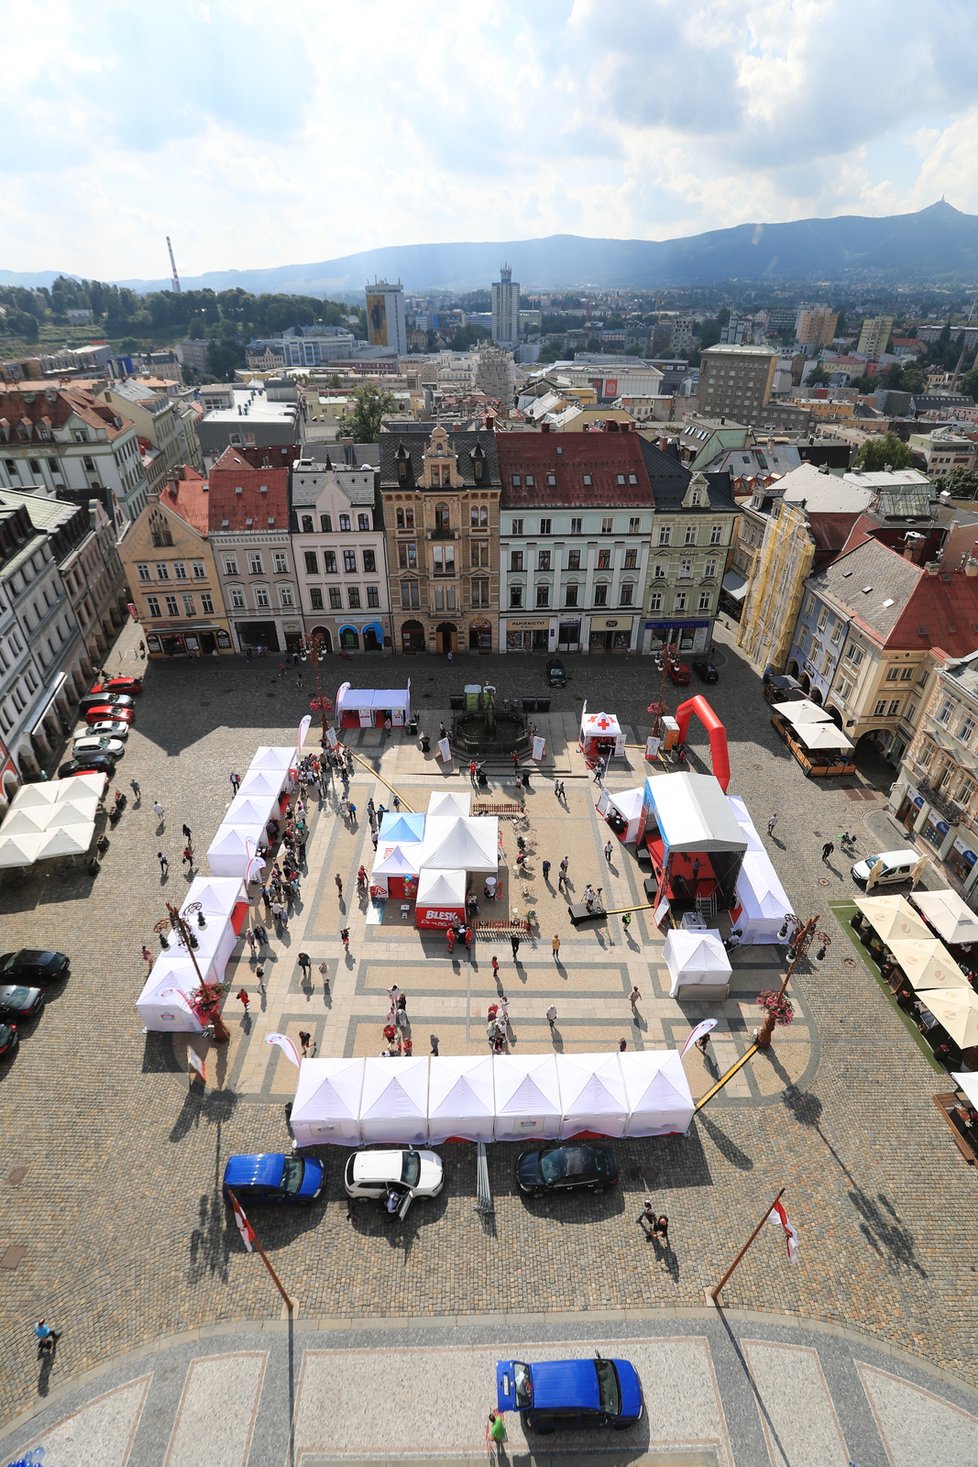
[722,571,747,601]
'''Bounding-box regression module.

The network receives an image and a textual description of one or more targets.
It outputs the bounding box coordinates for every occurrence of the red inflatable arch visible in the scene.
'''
[674,695,731,792]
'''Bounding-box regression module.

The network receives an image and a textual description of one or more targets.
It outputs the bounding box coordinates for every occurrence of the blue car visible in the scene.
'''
[222,1152,325,1204]
[496,1355,644,1434]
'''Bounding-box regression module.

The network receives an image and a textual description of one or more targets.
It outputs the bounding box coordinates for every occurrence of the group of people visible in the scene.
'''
[445,921,475,956]
[381,984,412,1056]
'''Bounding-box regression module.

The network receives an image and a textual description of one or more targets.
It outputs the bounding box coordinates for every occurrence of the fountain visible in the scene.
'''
[452,684,532,757]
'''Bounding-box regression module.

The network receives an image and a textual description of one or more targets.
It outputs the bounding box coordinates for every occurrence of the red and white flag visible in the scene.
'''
[265,1032,301,1068]
[769,1198,798,1263]
[680,1017,718,1059]
[187,1046,207,1083]
[228,1190,255,1253]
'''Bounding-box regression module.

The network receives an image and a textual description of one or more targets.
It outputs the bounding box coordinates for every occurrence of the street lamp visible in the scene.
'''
[299,631,334,744]
[155,899,230,1044]
[647,640,679,740]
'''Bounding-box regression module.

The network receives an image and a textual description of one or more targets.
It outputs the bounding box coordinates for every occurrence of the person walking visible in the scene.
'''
[33,1319,61,1356]
[491,955,500,981]
[157,850,168,876]
[298,951,311,979]
[182,844,194,873]
[319,960,330,993]
[245,928,256,956]
[552,934,561,963]
[181,823,192,843]
[650,1214,669,1249]
[236,987,250,1016]
[629,985,641,1017]
[510,933,521,961]
[299,1030,312,1058]
[272,899,288,929]
[230,771,241,793]
[152,800,165,828]
[821,840,834,864]
[618,1037,628,1051]
[334,873,343,901]
[695,1031,711,1056]
[621,911,632,931]
[340,927,350,950]
[767,813,778,837]
[605,839,613,864]
[255,965,266,994]
[541,858,552,884]
[512,750,520,772]
[392,794,401,812]
[558,856,569,889]
[446,927,456,955]
[430,1034,440,1056]
[637,1198,656,1232]
[469,760,477,785]
[253,922,268,948]
[141,944,153,969]
[130,778,141,803]
[347,800,357,826]
[546,1003,557,1034]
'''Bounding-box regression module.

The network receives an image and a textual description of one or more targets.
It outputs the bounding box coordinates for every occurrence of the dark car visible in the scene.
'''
[546,658,567,687]
[496,1355,644,1434]
[516,1142,619,1197]
[665,656,691,686]
[0,985,45,1022]
[222,1152,325,1204]
[88,676,143,697]
[0,1023,18,1060]
[58,754,116,779]
[79,693,135,713]
[692,658,719,684]
[0,949,70,986]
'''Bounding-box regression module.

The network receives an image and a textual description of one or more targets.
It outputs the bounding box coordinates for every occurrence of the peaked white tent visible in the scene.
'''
[224,794,278,829]
[427,1055,496,1143]
[663,929,732,999]
[35,824,93,860]
[733,850,794,945]
[557,1053,629,1139]
[619,1051,695,1137]
[181,876,247,918]
[206,826,257,878]
[913,890,978,947]
[1,807,51,837]
[603,786,645,845]
[236,769,287,802]
[136,955,208,1033]
[419,815,498,873]
[358,1056,430,1144]
[726,795,766,854]
[492,1054,562,1141]
[415,868,467,928]
[0,830,44,868]
[291,1058,365,1145]
[373,843,423,878]
[7,784,60,809]
[428,790,472,818]
[249,746,295,775]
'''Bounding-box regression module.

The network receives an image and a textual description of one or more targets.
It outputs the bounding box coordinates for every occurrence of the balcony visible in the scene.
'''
[917,780,965,825]
[429,528,458,540]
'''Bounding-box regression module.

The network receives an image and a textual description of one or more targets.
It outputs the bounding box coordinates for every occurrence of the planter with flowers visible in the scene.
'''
[754,989,795,1050]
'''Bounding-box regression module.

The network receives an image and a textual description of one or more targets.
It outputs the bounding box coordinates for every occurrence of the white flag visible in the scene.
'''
[769,1198,799,1263]
[187,1046,207,1083]
[228,1190,255,1252]
[297,713,312,753]
[265,1032,301,1068]
[680,1017,718,1058]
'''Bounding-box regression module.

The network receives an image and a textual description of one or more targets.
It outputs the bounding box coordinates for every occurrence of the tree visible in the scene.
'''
[853,432,915,472]
[807,363,830,387]
[336,383,396,443]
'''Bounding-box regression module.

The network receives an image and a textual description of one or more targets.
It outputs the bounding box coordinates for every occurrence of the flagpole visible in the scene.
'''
[226,1189,294,1312]
[710,1187,785,1303]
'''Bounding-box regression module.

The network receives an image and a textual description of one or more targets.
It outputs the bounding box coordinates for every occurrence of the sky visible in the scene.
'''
[5,0,978,283]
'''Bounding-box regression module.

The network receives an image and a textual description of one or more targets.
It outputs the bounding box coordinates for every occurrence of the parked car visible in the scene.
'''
[222,1152,325,1204]
[692,658,719,684]
[546,658,567,688]
[496,1355,644,1434]
[516,1142,619,1197]
[0,985,45,1022]
[58,754,116,779]
[850,848,921,889]
[72,735,127,761]
[0,1023,18,1060]
[344,1147,444,1219]
[84,720,130,741]
[79,693,135,713]
[0,949,70,986]
[665,656,691,686]
[84,705,134,726]
[88,676,143,697]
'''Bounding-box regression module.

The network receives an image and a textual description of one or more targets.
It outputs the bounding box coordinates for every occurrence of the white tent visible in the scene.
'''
[419,815,499,873]
[181,876,247,918]
[378,811,426,844]
[135,955,207,1033]
[1,807,51,837]
[291,1058,365,1145]
[557,1053,629,1139]
[663,929,732,999]
[358,1056,430,1144]
[35,824,93,860]
[373,843,423,878]
[427,1055,496,1143]
[249,745,295,774]
[492,1054,562,1142]
[7,784,60,809]
[604,787,645,845]
[726,795,766,854]
[415,868,467,928]
[770,698,832,723]
[236,769,286,801]
[643,774,746,853]
[206,826,257,877]
[913,890,978,947]
[0,830,44,868]
[619,1051,695,1137]
[733,851,794,945]
[428,790,472,818]
[224,794,278,829]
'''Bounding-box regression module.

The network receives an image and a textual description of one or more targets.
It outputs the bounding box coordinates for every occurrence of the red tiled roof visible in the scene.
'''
[206,447,289,531]
[495,429,651,507]
[160,467,209,536]
[0,385,134,441]
[890,569,978,655]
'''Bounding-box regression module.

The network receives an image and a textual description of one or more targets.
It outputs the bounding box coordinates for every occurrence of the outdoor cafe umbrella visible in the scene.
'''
[854,896,931,946]
[919,989,978,1050]
[887,939,969,993]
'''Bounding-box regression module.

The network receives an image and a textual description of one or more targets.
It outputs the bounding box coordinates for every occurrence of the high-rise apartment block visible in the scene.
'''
[365,280,407,356]
[491,264,520,347]
[696,344,778,424]
[857,315,894,361]
[796,307,838,350]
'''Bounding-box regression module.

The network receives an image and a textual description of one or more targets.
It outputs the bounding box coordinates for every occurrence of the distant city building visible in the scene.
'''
[857,315,894,361]
[795,307,839,350]
[491,264,520,348]
[194,383,305,468]
[697,344,778,425]
[365,280,407,356]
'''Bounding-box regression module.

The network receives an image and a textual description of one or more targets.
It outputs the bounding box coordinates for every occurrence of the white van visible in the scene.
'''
[850,848,920,888]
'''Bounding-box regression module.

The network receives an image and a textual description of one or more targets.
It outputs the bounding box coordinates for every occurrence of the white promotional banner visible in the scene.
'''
[680,1017,718,1059]
[437,737,452,763]
[297,714,312,752]
[646,736,662,760]
[265,1032,301,1068]
[326,726,339,750]
[532,736,546,762]
[653,896,671,928]
[187,1046,207,1083]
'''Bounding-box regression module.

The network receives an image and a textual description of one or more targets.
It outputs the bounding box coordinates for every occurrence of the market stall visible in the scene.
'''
[249,745,295,776]
[290,1058,365,1145]
[771,704,854,777]
[378,811,426,845]
[428,790,472,818]
[556,1053,629,1139]
[205,826,259,879]
[598,786,644,845]
[236,769,286,803]
[418,815,499,873]
[492,1054,563,1142]
[135,956,207,1034]
[371,842,422,900]
[638,772,746,916]
[415,869,467,929]
[0,772,105,870]
[358,1056,430,1144]
[579,704,625,768]
[619,1051,695,1137]
[912,890,978,950]
[427,1055,496,1143]
[336,681,412,730]
[663,929,731,1000]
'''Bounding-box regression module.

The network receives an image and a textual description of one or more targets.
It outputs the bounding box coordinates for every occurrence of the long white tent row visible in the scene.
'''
[289,1050,695,1147]
[727,795,794,944]
[0,771,106,868]
[136,876,250,1031]
[206,744,295,878]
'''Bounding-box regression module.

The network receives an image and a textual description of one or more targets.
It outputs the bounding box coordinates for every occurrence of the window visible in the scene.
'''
[654,561,667,580]
[620,582,634,606]
[398,543,416,570]
[396,507,414,530]
[348,587,361,609]
[710,524,723,545]
[565,583,579,607]
[280,586,294,608]
[230,586,245,609]
[537,550,551,571]
[343,550,357,574]
[182,594,195,616]
[136,563,150,582]
[535,584,550,608]
[304,550,319,574]
[246,553,261,575]
[698,591,712,611]
[704,558,717,578]
[165,595,178,616]
[255,585,270,608]
[594,583,608,606]
[540,517,551,534]
[363,549,376,572]
[358,513,370,531]
[845,643,863,667]
[511,518,523,535]
[570,517,582,535]
[339,514,351,532]
[324,550,338,574]
[680,558,692,578]
[837,676,853,701]
[511,474,521,488]
[470,542,489,568]
[900,666,914,681]
[567,549,581,570]
[936,698,953,725]
[832,622,842,643]
[675,592,687,611]
[471,579,490,607]
[583,474,592,486]
[433,585,457,610]
[154,562,170,580]
[684,525,696,545]
[201,593,214,614]
[510,585,523,608]
[173,561,187,580]
[629,516,640,533]
[887,699,901,716]
[525,476,535,488]
[400,582,420,609]
[274,552,288,573]
[434,503,451,531]
[874,700,887,717]
[510,551,524,572]
[192,560,205,579]
[616,474,625,486]
[658,525,671,546]
[310,588,324,610]
[597,549,611,570]
[470,504,488,527]
[649,591,663,612]
[146,595,161,617]
[433,545,455,575]
[367,585,380,607]
[329,587,342,609]
[958,716,976,745]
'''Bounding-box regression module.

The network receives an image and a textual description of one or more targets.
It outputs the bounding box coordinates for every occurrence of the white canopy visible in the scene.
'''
[0,830,45,867]
[886,939,968,993]
[373,842,423,877]
[415,868,467,905]
[492,1054,562,1142]
[6,784,60,809]
[580,709,622,739]
[920,989,978,1049]
[291,1058,365,1145]
[225,794,278,829]
[181,876,246,918]
[734,852,794,944]
[35,824,92,860]
[236,769,286,801]
[608,787,644,822]
[135,955,207,1033]
[557,1053,629,1139]
[249,745,294,774]
[854,895,931,945]
[771,698,832,722]
[419,815,499,873]
[726,795,766,854]
[619,1051,695,1137]
[358,1056,430,1144]
[796,722,853,751]
[378,811,426,844]
[952,1072,978,1110]
[644,773,746,853]
[0,773,102,868]
[337,685,411,714]
[663,929,731,997]
[428,790,472,818]
[427,1055,496,1143]
[1,807,51,837]
[913,890,978,947]
[206,826,257,877]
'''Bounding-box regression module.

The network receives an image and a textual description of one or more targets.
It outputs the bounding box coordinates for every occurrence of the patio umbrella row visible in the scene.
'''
[855,896,978,1048]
